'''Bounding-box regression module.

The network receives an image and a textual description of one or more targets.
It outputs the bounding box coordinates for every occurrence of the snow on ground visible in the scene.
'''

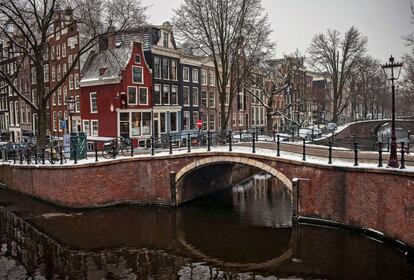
[1,145,413,173]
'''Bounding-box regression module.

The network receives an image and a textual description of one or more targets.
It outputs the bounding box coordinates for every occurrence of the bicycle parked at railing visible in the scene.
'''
[102,137,132,159]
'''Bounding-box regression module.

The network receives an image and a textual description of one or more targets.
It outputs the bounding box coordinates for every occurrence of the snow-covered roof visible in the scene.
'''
[81,46,132,84]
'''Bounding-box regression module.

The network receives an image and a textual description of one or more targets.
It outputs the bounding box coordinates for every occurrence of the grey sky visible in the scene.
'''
[142,0,413,62]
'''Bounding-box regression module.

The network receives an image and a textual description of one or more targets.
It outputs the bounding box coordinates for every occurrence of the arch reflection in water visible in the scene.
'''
[0,173,413,279]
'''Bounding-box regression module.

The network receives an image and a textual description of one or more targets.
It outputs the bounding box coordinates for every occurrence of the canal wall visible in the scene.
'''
[0,151,414,251]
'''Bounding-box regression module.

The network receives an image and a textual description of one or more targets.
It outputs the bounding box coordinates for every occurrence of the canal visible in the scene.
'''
[0,174,413,279]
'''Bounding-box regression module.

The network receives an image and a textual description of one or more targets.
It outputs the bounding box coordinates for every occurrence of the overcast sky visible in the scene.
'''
[142,0,413,62]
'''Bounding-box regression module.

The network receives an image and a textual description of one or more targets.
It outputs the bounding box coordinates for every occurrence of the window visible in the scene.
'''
[171,85,178,105]
[170,112,178,132]
[139,87,148,105]
[192,87,199,106]
[53,111,57,130]
[233,113,237,126]
[192,111,199,129]
[62,43,66,57]
[183,86,190,106]
[31,68,36,84]
[83,120,90,135]
[134,54,141,64]
[44,65,49,82]
[225,91,230,105]
[68,54,73,66]
[201,91,207,107]
[154,57,161,78]
[63,63,67,75]
[51,65,55,82]
[192,69,199,83]
[201,69,207,85]
[160,112,166,133]
[209,114,215,131]
[75,95,80,112]
[209,92,215,108]
[132,66,143,83]
[57,87,62,105]
[128,86,137,105]
[154,84,161,105]
[163,32,169,47]
[238,92,245,111]
[44,45,48,60]
[208,71,215,86]
[63,86,67,103]
[69,74,73,90]
[162,58,169,80]
[56,44,60,60]
[239,113,244,126]
[57,65,61,81]
[90,92,97,113]
[74,73,79,89]
[170,60,177,80]
[183,67,189,82]
[163,85,169,105]
[183,111,190,130]
[131,112,141,136]
[50,45,55,60]
[91,120,98,136]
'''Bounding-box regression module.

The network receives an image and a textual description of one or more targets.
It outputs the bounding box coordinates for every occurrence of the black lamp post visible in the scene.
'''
[66,96,75,133]
[381,55,403,168]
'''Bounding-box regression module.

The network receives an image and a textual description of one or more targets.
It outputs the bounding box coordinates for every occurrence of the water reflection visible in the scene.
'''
[0,174,413,279]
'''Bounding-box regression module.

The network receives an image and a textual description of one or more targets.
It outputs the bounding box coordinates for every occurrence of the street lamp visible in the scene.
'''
[381,55,403,168]
[66,96,75,133]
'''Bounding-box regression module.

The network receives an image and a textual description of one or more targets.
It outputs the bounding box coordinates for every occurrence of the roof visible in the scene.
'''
[81,46,132,84]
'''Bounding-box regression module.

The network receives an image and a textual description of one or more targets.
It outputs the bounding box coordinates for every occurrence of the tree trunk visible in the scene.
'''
[36,104,48,148]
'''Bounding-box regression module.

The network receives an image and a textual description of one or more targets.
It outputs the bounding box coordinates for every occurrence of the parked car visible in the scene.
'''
[326,123,337,131]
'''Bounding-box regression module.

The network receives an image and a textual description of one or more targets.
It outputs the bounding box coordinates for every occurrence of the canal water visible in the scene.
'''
[0,174,413,279]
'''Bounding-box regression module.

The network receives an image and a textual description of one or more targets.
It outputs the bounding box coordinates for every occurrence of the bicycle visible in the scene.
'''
[102,137,132,159]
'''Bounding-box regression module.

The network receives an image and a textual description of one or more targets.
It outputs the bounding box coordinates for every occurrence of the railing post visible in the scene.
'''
[151,137,155,156]
[239,129,242,142]
[400,142,406,170]
[41,148,45,164]
[207,131,211,152]
[273,130,276,142]
[26,148,31,164]
[50,147,54,165]
[311,128,314,144]
[378,142,383,167]
[95,142,98,162]
[112,140,116,159]
[229,131,232,152]
[328,141,333,164]
[34,148,38,165]
[130,140,134,157]
[302,139,306,161]
[252,132,256,153]
[73,144,77,164]
[353,138,359,166]
[277,135,280,157]
[169,135,172,155]
[256,128,259,141]
[187,133,191,153]
[13,148,16,164]
[59,146,63,165]
[19,149,23,164]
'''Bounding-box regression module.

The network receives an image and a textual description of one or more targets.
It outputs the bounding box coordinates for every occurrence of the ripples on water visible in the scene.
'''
[0,174,413,279]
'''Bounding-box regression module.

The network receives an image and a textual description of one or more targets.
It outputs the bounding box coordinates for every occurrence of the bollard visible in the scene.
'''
[400,142,406,169]
[273,130,276,142]
[328,141,332,164]
[34,149,38,165]
[256,128,259,141]
[73,144,77,164]
[378,142,383,167]
[41,148,45,164]
[59,146,63,165]
[277,135,280,157]
[252,132,256,153]
[207,131,211,152]
[130,140,134,157]
[353,139,358,166]
[240,129,243,142]
[151,137,155,156]
[311,128,314,144]
[229,131,232,152]
[95,142,98,162]
[169,135,172,155]
[188,133,191,153]
[302,139,306,161]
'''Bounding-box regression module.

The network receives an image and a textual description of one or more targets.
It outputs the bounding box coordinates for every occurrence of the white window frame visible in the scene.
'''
[132,66,144,84]
[127,86,138,105]
[183,67,189,82]
[90,92,98,113]
[83,120,90,135]
[139,87,148,105]
[44,64,49,82]
[91,120,99,136]
[192,69,199,83]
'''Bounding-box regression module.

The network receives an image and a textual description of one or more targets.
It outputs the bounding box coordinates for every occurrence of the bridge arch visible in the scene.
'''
[175,155,293,192]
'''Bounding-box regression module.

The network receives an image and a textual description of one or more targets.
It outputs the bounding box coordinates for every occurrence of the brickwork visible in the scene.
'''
[0,151,414,249]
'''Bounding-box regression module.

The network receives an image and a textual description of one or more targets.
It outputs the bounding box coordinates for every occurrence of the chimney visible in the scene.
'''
[98,27,116,51]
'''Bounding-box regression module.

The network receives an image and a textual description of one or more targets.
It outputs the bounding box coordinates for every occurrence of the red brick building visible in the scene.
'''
[80,41,153,146]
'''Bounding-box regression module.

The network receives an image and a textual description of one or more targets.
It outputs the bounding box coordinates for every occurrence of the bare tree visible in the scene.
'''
[173,0,274,132]
[308,26,368,123]
[0,0,147,147]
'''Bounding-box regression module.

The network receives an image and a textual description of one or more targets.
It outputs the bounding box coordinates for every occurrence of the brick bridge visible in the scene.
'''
[0,150,414,252]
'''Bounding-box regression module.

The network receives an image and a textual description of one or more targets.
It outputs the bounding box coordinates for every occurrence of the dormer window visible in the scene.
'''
[163,32,169,48]
[99,67,108,76]
[134,54,141,64]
